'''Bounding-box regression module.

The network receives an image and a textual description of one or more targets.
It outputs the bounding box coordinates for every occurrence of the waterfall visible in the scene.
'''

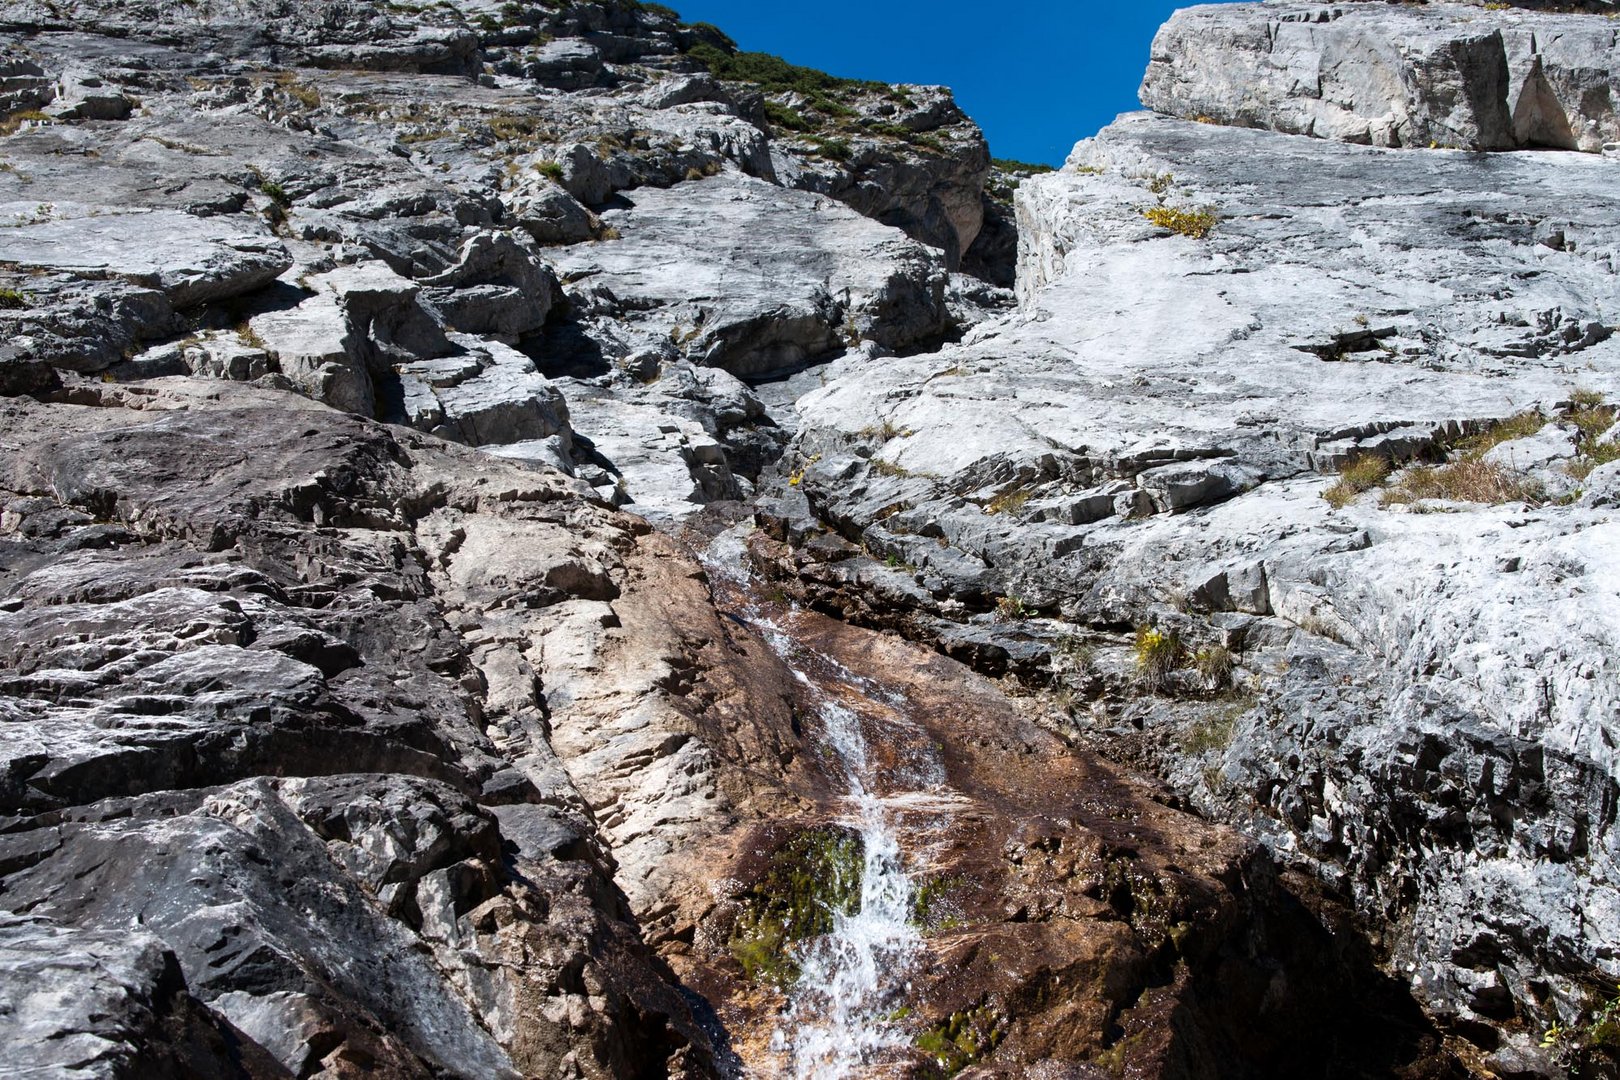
[768,700,921,1078]
[701,528,933,1078]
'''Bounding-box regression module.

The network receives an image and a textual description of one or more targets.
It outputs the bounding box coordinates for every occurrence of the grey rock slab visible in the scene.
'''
[548,171,948,377]
[1142,2,1620,152]
[0,206,291,308]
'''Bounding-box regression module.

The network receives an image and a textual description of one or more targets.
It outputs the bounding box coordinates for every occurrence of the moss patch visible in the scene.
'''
[915,1003,1008,1075]
[729,826,863,986]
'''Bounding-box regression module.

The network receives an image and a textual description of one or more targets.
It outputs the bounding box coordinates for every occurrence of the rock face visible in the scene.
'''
[775,59,1620,1080]
[0,0,992,521]
[3,0,1617,1076]
[1143,1,1620,152]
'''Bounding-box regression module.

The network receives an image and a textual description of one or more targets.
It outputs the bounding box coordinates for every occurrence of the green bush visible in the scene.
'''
[0,287,27,310]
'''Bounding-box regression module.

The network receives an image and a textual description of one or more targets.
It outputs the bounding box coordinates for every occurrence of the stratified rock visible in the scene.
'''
[782,109,1620,1071]
[548,171,948,377]
[1142,1,1620,151]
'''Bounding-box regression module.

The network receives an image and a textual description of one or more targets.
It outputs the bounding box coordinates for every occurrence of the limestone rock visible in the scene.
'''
[1142,1,1620,152]
[782,110,1620,1066]
[548,171,948,377]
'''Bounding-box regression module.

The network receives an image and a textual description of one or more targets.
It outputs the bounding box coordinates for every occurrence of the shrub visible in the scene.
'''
[259,180,290,205]
[536,159,565,182]
[764,100,811,132]
[994,596,1033,621]
[1322,455,1391,508]
[684,42,885,96]
[0,287,27,310]
[1134,625,1183,689]
[1143,205,1217,239]
[992,158,1055,176]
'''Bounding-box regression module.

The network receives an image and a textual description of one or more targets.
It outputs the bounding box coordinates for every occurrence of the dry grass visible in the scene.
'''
[1457,410,1547,455]
[985,487,1032,515]
[1322,455,1391,508]
[1134,626,1184,690]
[1381,458,1544,507]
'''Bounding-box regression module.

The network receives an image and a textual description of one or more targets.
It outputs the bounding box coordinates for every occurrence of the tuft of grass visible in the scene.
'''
[984,487,1032,516]
[1381,458,1544,507]
[1322,455,1392,508]
[1143,205,1217,239]
[1134,625,1183,690]
[1181,712,1237,755]
[536,159,565,182]
[0,286,28,310]
[0,110,51,137]
[868,458,912,478]
[1194,645,1235,689]
[259,179,290,206]
[1457,410,1547,455]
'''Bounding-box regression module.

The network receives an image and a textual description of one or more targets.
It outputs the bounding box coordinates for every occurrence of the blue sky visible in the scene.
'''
[667,1,1213,166]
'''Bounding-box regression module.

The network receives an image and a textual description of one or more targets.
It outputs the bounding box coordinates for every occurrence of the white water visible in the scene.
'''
[702,529,934,1078]
[768,699,922,1078]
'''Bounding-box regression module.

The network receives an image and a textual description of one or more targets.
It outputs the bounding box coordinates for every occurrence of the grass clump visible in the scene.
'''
[1193,645,1235,689]
[1143,205,1217,239]
[1563,390,1619,480]
[1382,458,1544,507]
[0,110,51,136]
[1134,625,1183,690]
[1322,455,1392,508]
[1458,410,1547,454]
[728,827,863,987]
[1180,711,1237,755]
[535,159,565,182]
[984,487,1032,516]
[0,287,28,310]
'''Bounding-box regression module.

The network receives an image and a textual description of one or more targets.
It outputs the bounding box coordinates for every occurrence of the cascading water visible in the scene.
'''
[768,698,921,1078]
[700,528,944,1078]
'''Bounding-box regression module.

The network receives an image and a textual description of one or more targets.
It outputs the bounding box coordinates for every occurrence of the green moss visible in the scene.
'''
[915,1004,1008,1075]
[728,826,863,986]
[910,874,967,932]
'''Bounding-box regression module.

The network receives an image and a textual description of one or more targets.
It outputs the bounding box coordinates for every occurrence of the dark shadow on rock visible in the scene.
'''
[524,318,612,380]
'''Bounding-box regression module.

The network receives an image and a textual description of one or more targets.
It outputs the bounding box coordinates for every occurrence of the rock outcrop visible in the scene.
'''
[4,0,1617,1076]
[1143,1,1620,152]
[768,11,1620,1074]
